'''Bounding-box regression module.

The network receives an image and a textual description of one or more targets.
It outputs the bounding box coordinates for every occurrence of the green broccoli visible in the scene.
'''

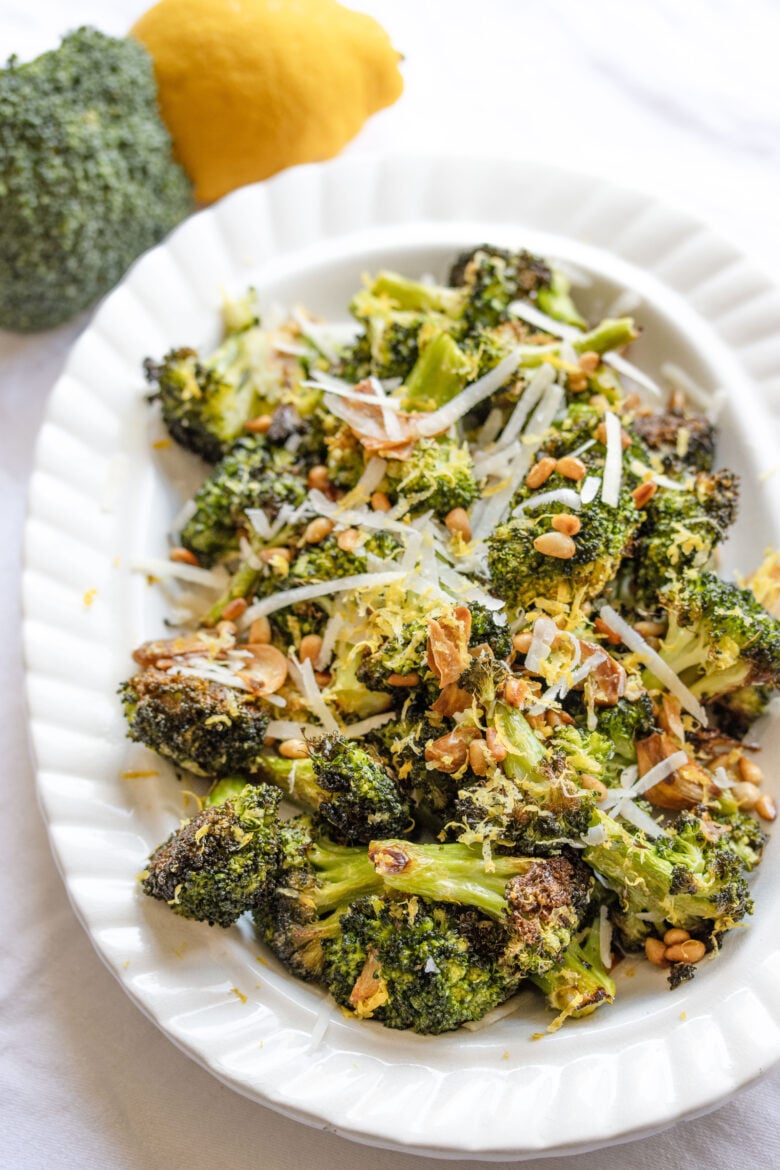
[448,245,555,333]
[369,713,461,832]
[530,913,616,1025]
[141,782,282,927]
[383,436,478,518]
[632,407,716,474]
[467,602,512,659]
[401,330,475,411]
[0,28,193,331]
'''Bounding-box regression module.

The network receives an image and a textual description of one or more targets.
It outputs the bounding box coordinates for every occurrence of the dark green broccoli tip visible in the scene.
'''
[368,840,591,977]
[467,602,512,659]
[120,668,270,778]
[141,783,282,927]
[383,435,478,519]
[632,408,716,474]
[323,894,520,1033]
[308,733,411,844]
[179,436,306,565]
[448,245,553,334]
[0,28,193,331]
[531,915,616,1023]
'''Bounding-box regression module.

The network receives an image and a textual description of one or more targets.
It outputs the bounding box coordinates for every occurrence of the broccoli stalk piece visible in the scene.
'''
[655,571,780,703]
[368,839,591,976]
[323,894,521,1033]
[0,28,193,331]
[583,807,754,943]
[253,735,411,845]
[141,782,282,927]
[530,914,616,1027]
[536,269,587,329]
[202,562,262,627]
[401,331,474,411]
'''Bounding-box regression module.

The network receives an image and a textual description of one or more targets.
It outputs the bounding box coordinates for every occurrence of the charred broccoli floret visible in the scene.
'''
[323,894,520,1033]
[369,840,591,976]
[383,436,478,519]
[369,714,459,832]
[120,668,270,778]
[632,407,716,474]
[530,913,616,1026]
[656,571,780,702]
[141,782,282,927]
[710,685,773,738]
[179,436,306,565]
[448,245,561,333]
[467,603,512,659]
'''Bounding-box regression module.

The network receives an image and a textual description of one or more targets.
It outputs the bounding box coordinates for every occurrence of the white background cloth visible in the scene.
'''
[2,2,780,1166]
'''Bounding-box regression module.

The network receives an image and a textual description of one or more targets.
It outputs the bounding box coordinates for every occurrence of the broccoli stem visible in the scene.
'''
[536,272,587,330]
[402,331,472,411]
[253,753,321,810]
[519,318,639,367]
[370,272,460,314]
[204,776,248,807]
[307,840,383,913]
[530,916,615,1023]
[202,563,262,627]
[493,703,546,779]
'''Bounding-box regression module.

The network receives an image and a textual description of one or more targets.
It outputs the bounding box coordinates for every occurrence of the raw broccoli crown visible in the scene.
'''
[0,28,192,331]
[323,894,519,1033]
[307,733,411,844]
[180,436,306,565]
[141,782,282,927]
[383,436,478,518]
[120,668,270,778]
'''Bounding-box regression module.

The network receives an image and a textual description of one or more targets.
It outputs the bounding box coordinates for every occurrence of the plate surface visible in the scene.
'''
[22,155,780,1159]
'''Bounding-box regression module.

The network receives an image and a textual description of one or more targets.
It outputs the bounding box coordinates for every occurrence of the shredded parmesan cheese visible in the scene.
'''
[601,410,623,507]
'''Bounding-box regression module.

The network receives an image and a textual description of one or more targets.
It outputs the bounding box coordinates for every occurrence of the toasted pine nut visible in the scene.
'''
[595,617,622,645]
[278,739,309,759]
[259,546,292,564]
[634,620,666,637]
[555,456,586,482]
[579,350,600,373]
[304,517,334,544]
[221,597,248,622]
[567,371,588,393]
[580,774,608,802]
[512,632,533,654]
[468,739,490,777]
[533,531,577,559]
[645,938,668,967]
[249,616,272,645]
[731,781,761,811]
[503,677,528,708]
[589,394,609,411]
[169,546,200,566]
[486,727,507,762]
[632,482,658,509]
[386,672,420,687]
[337,527,362,552]
[665,940,706,964]
[299,634,323,664]
[551,513,581,536]
[314,670,332,686]
[756,794,777,822]
[307,465,331,491]
[711,752,738,772]
[445,507,472,541]
[663,928,690,946]
[371,491,392,512]
[526,456,557,490]
[738,757,764,786]
[244,414,273,434]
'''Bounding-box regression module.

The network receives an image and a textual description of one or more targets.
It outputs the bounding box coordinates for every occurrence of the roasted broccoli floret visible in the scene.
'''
[0,28,192,331]
[252,735,411,845]
[369,840,591,976]
[583,806,754,945]
[179,436,306,565]
[448,245,557,333]
[256,816,382,980]
[656,571,780,702]
[710,685,773,738]
[383,436,478,518]
[369,714,459,832]
[323,894,520,1033]
[706,794,767,872]
[530,913,616,1026]
[288,531,399,584]
[120,668,270,777]
[141,782,282,927]
[632,407,716,473]
[467,603,512,659]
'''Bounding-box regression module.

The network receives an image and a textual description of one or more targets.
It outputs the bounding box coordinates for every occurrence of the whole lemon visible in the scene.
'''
[131,0,403,203]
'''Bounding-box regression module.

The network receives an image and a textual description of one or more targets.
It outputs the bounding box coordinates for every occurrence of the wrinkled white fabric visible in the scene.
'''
[2,2,780,1167]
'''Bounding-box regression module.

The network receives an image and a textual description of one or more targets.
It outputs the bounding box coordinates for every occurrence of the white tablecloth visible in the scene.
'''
[3,2,780,1166]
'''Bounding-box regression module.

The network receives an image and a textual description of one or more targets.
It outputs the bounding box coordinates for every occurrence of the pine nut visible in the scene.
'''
[299,634,323,663]
[711,752,738,772]
[634,620,666,637]
[589,394,609,411]
[551,513,581,536]
[278,739,309,759]
[632,482,657,509]
[731,781,761,811]
[371,491,392,512]
[665,940,706,964]
[386,672,420,687]
[526,456,557,489]
[555,456,586,482]
[503,677,528,708]
[664,928,690,946]
[533,531,577,559]
[595,617,623,645]
[337,527,362,552]
[580,774,608,802]
[307,465,331,491]
[645,938,668,967]
[314,670,332,686]
[567,371,588,393]
[486,727,507,762]
[579,350,600,373]
[445,507,472,540]
[259,546,292,563]
[221,597,248,622]
[468,739,490,777]
[756,794,777,822]
[244,414,273,434]
[304,517,334,544]
[512,632,533,654]
[738,757,764,786]
[249,616,272,645]
[169,546,200,566]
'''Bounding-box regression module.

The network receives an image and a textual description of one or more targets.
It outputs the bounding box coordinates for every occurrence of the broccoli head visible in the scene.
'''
[467,602,512,659]
[448,245,556,333]
[632,407,716,474]
[141,782,282,927]
[530,913,616,1027]
[383,436,478,519]
[0,28,193,331]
